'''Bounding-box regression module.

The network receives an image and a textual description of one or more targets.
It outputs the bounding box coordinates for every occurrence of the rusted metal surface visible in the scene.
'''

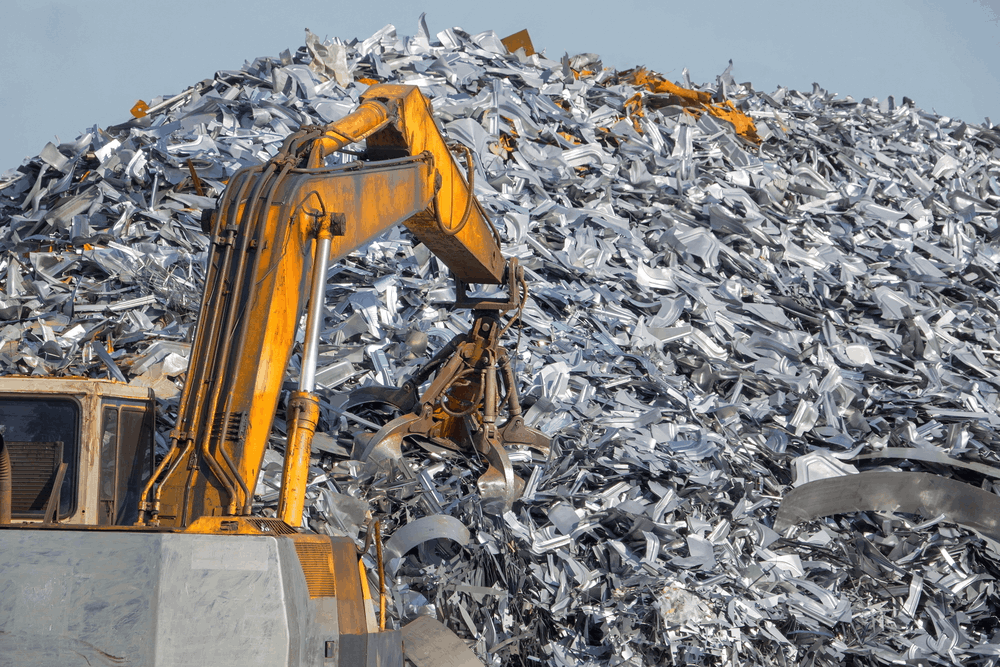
[7,441,62,517]
[375,520,386,631]
[0,376,153,400]
[330,535,369,636]
[352,283,549,510]
[41,460,67,524]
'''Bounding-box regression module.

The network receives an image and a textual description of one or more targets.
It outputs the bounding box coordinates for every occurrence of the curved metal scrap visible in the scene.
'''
[852,447,1000,480]
[474,431,522,513]
[775,471,1000,541]
[355,413,423,464]
[348,301,549,512]
[384,514,470,574]
[343,384,418,415]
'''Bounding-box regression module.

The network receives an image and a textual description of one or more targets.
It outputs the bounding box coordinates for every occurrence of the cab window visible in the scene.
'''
[99,404,154,525]
[0,397,79,518]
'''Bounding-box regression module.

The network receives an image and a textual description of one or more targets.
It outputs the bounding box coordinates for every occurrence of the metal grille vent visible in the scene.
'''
[210,411,247,444]
[246,518,297,534]
[293,540,337,598]
[8,441,62,513]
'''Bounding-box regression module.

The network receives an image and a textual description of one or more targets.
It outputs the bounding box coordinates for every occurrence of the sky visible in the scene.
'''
[1,0,998,171]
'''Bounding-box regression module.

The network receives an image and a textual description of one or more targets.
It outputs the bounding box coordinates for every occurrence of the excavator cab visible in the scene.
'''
[0,378,465,667]
[0,377,155,526]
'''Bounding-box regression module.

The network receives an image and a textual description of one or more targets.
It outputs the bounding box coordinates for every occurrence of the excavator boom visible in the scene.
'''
[142,84,507,528]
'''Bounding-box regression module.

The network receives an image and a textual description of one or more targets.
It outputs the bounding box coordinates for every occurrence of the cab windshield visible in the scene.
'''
[0,397,79,518]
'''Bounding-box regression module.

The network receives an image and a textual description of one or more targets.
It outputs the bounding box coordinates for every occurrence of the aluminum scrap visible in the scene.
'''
[4,14,1000,666]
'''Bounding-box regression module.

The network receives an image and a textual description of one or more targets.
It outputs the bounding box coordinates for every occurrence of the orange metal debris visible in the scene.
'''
[186,158,206,197]
[705,99,760,143]
[130,100,150,119]
[557,130,581,145]
[625,68,711,105]
[501,29,535,56]
[621,68,760,144]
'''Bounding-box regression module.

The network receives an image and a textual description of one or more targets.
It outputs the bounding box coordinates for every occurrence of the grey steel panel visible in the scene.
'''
[153,533,292,666]
[0,530,160,666]
[367,629,403,667]
[401,616,483,667]
[310,597,340,666]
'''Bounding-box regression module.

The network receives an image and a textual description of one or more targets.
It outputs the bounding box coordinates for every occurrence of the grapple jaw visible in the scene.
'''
[348,260,548,511]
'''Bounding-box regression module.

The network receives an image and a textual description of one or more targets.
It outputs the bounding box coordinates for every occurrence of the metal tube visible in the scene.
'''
[483,351,498,426]
[300,234,332,393]
[141,168,258,522]
[192,164,280,454]
[185,161,288,520]
[500,352,524,418]
[177,166,262,439]
[214,162,295,515]
[164,166,267,520]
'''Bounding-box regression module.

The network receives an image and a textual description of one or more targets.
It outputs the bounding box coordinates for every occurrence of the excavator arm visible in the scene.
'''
[140,84,541,529]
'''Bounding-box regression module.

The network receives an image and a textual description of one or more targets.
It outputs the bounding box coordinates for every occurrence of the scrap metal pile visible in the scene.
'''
[4,17,1000,666]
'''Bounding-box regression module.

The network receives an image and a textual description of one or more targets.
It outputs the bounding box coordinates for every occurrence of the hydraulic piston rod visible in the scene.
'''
[277,222,332,526]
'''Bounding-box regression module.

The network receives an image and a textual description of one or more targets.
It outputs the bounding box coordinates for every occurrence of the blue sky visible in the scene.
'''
[2,0,998,170]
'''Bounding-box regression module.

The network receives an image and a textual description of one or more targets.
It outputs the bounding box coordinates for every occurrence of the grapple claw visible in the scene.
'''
[350,259,542,510]
[475,430,523,513]
[498,416,550,458]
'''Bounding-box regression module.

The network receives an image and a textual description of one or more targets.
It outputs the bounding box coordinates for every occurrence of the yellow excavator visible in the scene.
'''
[0,83,547,666]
